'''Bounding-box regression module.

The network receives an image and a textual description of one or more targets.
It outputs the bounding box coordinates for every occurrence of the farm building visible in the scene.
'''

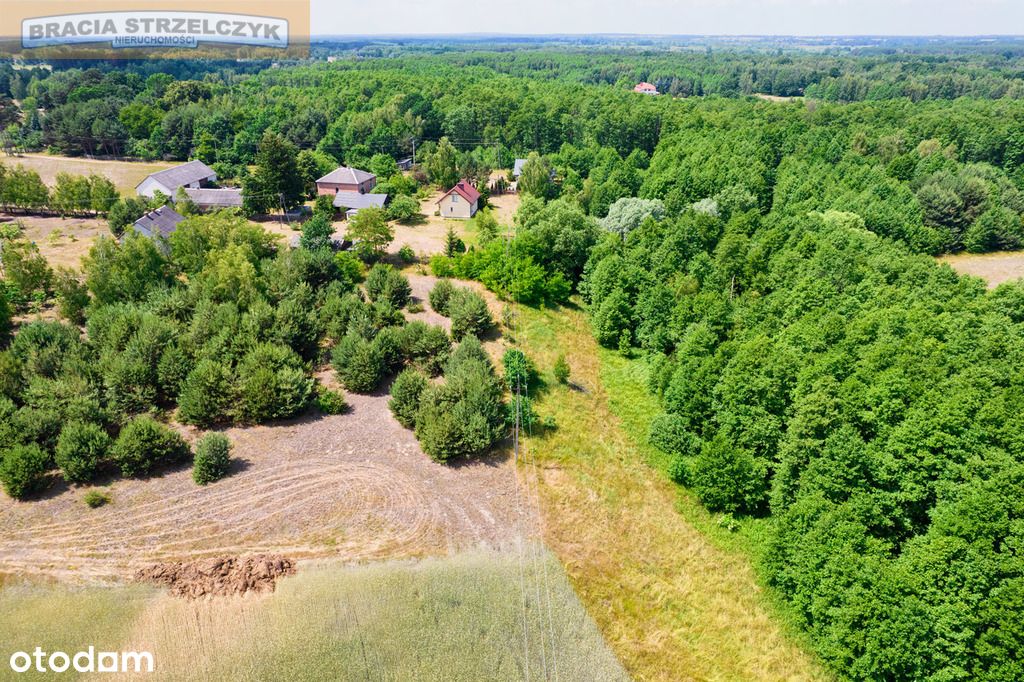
[333,191,388,218]
[316,166,377,195]
[181,187,243,211]
[633,82,660,95]
[436,180,480,219]
[129,205,185,244]
[397,157,413,171]
[513,158,527,178]
[136,160,217,198]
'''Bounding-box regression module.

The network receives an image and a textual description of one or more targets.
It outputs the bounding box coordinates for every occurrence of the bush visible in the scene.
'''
[331,332,384,393]
[177,359,234,426]
[430,255,455,278]
[54,268,89,325]
[0,443,50,498]
[647,413,700,458]
[315,385,348,414]
[13,406,62,452]
[55,421,111,484]
[365,264,411,309]
[388,195,421,223]
[502,348,535,391]
[84,490,111,508]
[689,435,768,515]
[429,279,456,315]
[399,322,451,375]
[448,289,494,340]
[414,351,504,463]
[236,344,313,423]
[110,415,190,477]
[389,368,428,428]
[398,244,416,263]
[193,432,231,485]
[553,354,570,384]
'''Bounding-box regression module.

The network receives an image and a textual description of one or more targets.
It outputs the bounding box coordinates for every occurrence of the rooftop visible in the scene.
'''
[317,166,376,186]
[139,160,216,191]
[133,205,185,239]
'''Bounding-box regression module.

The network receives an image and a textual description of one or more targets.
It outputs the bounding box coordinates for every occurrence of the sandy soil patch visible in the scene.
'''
[3,154,178,196]
[0,383,535,583]
[938,250,1024,289]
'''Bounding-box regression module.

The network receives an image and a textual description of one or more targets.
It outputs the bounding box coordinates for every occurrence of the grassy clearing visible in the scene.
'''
[0,582,154,681]
[937,250,1024,289]
[3,154,177,196]
[514,303,828,682]
[1,550,624,681]
[107,549,624,682]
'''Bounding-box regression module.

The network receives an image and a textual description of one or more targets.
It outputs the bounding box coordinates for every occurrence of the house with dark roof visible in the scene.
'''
[332,191,389,219]
[136,160,217,198]
[316,166,377,195]
[513,158,527,178]
[182,187,243,211]
[129,205,185,245]
[633,82,660,95]
[436,180,480,219]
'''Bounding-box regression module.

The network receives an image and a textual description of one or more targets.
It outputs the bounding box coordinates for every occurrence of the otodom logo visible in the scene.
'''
[9,646,154,674]
[21,11,289,50]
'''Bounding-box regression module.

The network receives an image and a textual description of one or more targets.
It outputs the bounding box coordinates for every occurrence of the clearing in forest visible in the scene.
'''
[514,304,828,682]
[938,250,1024,289]
[2,153,177,196]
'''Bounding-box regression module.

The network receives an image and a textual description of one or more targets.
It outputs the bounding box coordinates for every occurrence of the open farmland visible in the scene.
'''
[0,551,627,682]
[3,154,177,196]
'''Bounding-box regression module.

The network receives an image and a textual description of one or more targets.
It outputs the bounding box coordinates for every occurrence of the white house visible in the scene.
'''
[136,160,217,198]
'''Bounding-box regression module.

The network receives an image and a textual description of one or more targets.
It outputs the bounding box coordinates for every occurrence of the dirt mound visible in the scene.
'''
[135,555,296,599]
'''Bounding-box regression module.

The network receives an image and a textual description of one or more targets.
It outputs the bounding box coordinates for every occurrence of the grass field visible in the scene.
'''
[938,250,1024,289]
[2,154,177,196]
[0,550,626,681]
[513,303,828,682]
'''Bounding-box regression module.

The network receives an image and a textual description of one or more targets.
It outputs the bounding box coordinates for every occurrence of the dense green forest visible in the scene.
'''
[3,42,1024,680]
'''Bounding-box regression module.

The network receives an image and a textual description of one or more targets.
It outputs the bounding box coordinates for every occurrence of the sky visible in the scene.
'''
[313,0,1024,37]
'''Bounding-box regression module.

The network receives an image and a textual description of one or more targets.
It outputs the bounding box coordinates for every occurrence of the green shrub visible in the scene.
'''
[54,421,111,484]
[430,255,455,278]
[54,268,90,325]
[331,332,384,393]
[365,264,411,309]
[84,490,111,508]
[389,368,428,428]
[553,354,570,384]
[448,289,494,340]
[397,244,416,263]
[0,443,50,498]
[193,432,231,485]
[399,322,451,375]
[12,406,62,452]
[647,413,700,458]
[177,359,234,426]
[315,385,348,414]
[333,251,365,287]
[236,344,313,423]
[428,278,455,315]
[110,415,190,478]
[414,353,504,464]
[689,434,767,515]
[502,348,535,392]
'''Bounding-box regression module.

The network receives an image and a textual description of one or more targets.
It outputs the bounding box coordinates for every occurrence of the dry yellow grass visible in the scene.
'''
[514,304,829,682]
[2,154,177,196]
[937,250,1024,289]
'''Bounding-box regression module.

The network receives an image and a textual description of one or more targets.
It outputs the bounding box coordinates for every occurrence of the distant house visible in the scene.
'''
[633,82,660,95]
[130,205,185,244]
[181,187,243,212]
[436,180,480,219]
[316,166,377,196]
[333,191,388,219]
[136,160,217,198]
[513,158,527,179]
[397,157,414,171]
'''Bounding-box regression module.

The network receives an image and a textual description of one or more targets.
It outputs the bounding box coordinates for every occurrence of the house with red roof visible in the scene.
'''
[633,82,660,95]
[436,179,481,219]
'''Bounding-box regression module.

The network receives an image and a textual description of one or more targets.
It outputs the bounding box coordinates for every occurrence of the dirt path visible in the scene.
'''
[0,386,535,583]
